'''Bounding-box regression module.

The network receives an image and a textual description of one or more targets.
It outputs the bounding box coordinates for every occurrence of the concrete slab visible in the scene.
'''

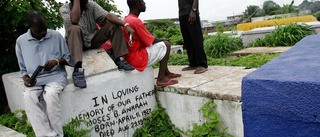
[0,125,26,137]
[242,35,320,136]
[154,66,256,101]
[2,49,157,137]
[227,46,291,57]
[154,66,256,137]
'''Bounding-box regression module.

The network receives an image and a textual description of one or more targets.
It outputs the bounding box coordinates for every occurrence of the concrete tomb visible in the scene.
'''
[242,35,320,136]
[2,48,157,137]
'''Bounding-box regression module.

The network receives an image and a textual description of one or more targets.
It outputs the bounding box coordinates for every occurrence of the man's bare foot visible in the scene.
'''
[166,73,182,78]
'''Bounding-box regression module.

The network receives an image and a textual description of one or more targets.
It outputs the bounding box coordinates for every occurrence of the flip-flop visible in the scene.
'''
[182,66,197,71]
[156,79,178,87]
[168,73,182,78]
[194,67,208,74]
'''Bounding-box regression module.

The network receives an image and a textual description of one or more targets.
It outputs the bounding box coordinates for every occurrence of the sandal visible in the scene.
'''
[182,66,197,71]
[194,67,208,74]
[156,79,178,87]
[168,73,182,78]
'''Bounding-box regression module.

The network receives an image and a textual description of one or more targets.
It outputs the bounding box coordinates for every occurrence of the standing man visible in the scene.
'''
[59,0,135,88]
[178,0,208,74]
[123,0,181,87]
[16,11,72,137]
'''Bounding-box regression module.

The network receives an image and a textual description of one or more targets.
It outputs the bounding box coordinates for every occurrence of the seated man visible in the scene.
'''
[15,11,72,137]
[59,0,135,88]
[123,0,181,87]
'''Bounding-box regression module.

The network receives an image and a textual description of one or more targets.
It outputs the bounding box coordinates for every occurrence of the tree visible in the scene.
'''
[0,0,121,114]
[145,19,176,34]
[299,0,312,10]
[0,0,64,114]
[93,0,122,16]
[263,0,281,15]
[243,5,262,21]
[281,0,299,14]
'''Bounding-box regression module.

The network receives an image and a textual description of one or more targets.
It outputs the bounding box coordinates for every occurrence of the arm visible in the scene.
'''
[189,0,198,24]
[70,0,81,25]
[42,59,68,72]
[106,13,135,37]
[153,38,170,44]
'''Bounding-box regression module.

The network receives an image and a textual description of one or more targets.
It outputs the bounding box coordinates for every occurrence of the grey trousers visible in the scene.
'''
[24,82,63,137]
[66,23,129,66]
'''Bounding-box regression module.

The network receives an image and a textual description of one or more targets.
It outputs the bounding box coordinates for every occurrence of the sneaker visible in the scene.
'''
[72,68,87,88]
[116,60,135,71]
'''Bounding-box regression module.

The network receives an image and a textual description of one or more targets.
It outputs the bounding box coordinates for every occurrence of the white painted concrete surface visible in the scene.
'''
[154,66,256,137]
[2,49,157,137]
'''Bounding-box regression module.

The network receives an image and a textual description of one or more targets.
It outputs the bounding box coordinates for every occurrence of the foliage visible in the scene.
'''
[0,110,35,136]
[223,53,281,69]
[243,5,262,21]
[215,23,224,33]
[267,15,289,20]
[133,101,180,137]
[145,19,176,34]
[263,0,281,15]
[248,22,314,47]
[313,11,320,19]
[0,110,92,137]
[63,119,92,137]
[0,0,122,114]
[186,100,232,137]
[226,24,236,31]
[152,52,280,69]
[146,19,184,45]
[281,0,299,14]
[299,0,320,13]
[0,0,64,114]
[204,33,243,58]
[93,0,122,16]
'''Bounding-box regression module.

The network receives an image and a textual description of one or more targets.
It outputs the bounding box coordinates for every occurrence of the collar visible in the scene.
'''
[126,14,138,18]
[26,29,51,41]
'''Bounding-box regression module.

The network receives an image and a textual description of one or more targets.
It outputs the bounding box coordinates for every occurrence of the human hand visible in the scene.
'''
[43,59,59,71]
[188,11,196,24]
[125,26,135,40]
[23,75,36,87]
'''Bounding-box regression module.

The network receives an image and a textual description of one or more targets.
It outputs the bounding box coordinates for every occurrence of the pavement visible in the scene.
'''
[154,66,256,101]
[227,46,291,57]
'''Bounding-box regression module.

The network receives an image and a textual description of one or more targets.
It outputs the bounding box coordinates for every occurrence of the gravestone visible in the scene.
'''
[242,35,320,136]
[2,48,157,137]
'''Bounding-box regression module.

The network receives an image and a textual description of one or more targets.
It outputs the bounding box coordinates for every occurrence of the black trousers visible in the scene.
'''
[179,14,208,68]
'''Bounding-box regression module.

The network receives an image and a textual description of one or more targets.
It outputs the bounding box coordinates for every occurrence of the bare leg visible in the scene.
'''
[156,41,178,86]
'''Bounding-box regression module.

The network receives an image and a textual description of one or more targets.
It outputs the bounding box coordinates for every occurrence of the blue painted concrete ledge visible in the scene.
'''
[242,35,320,137]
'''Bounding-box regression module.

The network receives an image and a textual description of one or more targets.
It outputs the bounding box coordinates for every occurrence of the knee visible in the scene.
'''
[68,25,82,34]
[43,90,59,103]
[163,40,170,47]
[163,41,171,52]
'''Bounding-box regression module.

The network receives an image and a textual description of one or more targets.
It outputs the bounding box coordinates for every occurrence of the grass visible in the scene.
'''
[152,53,281,69]
[248,22,314,47]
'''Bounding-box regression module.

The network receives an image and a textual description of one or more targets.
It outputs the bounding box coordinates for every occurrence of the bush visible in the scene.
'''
[248,22,314,47]
[0,110,91,136]
[204,34,243,58]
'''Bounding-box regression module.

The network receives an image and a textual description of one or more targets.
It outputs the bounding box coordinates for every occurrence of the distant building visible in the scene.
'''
[227,14,244,24]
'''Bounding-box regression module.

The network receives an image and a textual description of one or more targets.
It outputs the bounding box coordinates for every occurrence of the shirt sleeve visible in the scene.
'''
[90,2,109,23]
[15,37,27,77]
[136,21,155,47]
[57,32,73,66]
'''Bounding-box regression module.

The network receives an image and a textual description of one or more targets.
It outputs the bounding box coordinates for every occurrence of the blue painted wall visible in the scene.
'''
[242,35,320,137]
